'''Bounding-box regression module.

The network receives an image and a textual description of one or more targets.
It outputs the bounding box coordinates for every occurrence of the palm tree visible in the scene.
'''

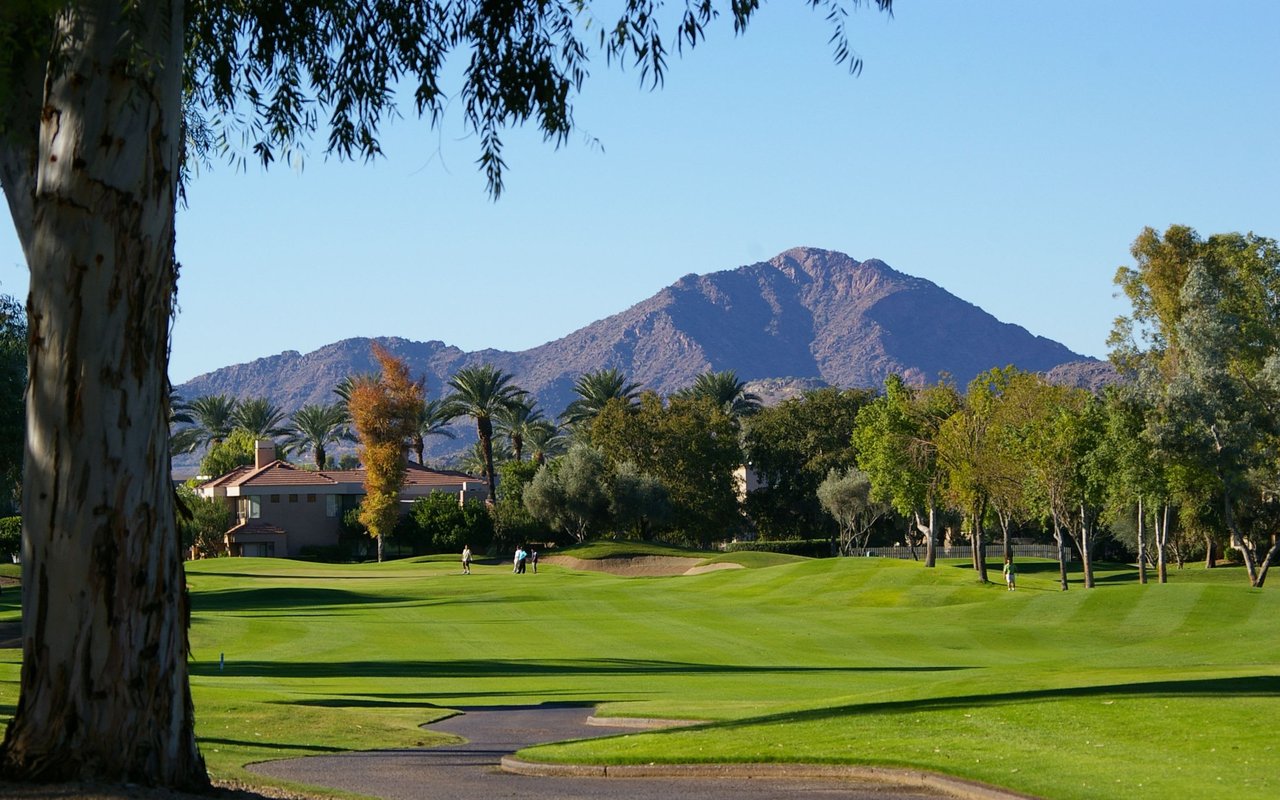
[333,372,376,419]
[285,403,352,469]
[675,369,762,417]
[411,398,456,466]
[494,399,547,461]
[560,367,642,428]
[457,439,513,481]
[184,394,239,450]
[230,397,290,440]
[442,364,527,500]
[524,419,566,466]
[168,392,202,455]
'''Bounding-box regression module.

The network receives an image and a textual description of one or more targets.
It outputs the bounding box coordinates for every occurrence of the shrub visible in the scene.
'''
[723,538,831,558]
[408,493,493,553]
[0,515,20,558]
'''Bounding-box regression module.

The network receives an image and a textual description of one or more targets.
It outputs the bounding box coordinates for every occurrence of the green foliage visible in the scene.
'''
[560,368,641,432]
[722,538,830,557]
[816,467,887,556]
[406,494,494,553]
[198,428,259,478]
[285,402,351,469]
[590,393,744,546]
[443,363,527,499]
[610,461,672,540]
[671,369,761,417]
[1110,225,1280,585]
[0,514,20,557]
[523,443,612,543]
[230,397,290,439]
[0,295,26,512]
[492,459,543,548]
[175,486,232,556]
[742,387,875,538]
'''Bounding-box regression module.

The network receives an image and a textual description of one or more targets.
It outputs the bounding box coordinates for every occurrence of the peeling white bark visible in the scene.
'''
[0,0,207,788]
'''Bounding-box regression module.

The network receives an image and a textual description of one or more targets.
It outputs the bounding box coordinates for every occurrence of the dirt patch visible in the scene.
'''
[540,555,743,577]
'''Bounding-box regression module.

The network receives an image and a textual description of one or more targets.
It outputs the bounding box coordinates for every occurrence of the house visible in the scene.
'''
[196,440,486,557]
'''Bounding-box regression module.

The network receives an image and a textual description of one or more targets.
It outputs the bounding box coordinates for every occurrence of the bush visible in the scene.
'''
[0,515,20,558]
[407,493,493,553]
[723,538,831,558]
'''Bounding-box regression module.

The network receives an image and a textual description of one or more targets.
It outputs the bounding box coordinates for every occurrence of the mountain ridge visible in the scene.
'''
[176,247,1110,434]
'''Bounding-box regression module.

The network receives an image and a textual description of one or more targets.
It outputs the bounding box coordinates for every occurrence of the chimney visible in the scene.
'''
[255,440,276,469]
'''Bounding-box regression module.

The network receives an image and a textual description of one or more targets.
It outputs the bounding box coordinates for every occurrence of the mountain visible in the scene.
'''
[176,247,1110,451]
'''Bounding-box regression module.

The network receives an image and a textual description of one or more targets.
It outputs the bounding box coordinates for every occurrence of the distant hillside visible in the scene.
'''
[176,246,1111,461]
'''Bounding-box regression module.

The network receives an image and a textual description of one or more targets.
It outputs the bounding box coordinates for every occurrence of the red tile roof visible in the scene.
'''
[200,460,483,491]
[226,520,287,537]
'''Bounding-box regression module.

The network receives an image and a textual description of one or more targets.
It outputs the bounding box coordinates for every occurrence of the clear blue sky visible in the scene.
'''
[2,1,1277,385]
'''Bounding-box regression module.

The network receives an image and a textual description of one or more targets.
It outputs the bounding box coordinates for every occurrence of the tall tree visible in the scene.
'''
[853,375,958,567]
[229,397,290,441]
[494,400,546,462]
[184,393,239,450]
[560,367,642,431]
[0,0,893,786]
[285,402,352,469]
[347,344,424,562]
[1111,226,1280,587]
[411,398,457,467]
[443,364,527,500]
[523,419,566,466]
[741,387,874,539]
[674,369,762,418]
[817,467,888,556]
[591,393,743,546]
[523,443,613,543]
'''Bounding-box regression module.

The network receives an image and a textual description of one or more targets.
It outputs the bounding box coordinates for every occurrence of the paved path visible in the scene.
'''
[250,704,950,800]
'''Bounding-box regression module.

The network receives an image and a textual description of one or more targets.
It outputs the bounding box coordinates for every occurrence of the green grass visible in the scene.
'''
[0,554,1276,799]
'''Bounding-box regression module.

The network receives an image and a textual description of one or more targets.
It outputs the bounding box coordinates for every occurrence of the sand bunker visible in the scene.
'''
[540,555,744,577]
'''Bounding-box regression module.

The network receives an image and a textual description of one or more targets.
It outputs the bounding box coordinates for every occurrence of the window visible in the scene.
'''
[288,494,298,503]
[241,496,261,519]
[325,495,338,517]
[307,494,317,503]
[270,494,280,503]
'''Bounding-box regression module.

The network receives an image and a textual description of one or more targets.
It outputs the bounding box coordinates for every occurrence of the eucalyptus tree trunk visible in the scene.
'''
[1218,470,1257,583]
[1204,534,1216,570]
[1077,503,1095,589]
[0,0,206,788]
[1135,497,1147,585]
[997,509,1013,564]
[1051,510,1069,591]
[916,507,937,568]
[1255,535,1279,588]
[1156,504,1170,583]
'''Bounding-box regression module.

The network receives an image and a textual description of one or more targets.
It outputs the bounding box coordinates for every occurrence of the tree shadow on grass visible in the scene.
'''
[191,587,418,613]
[196,736,350,755]
[190,657,974,680]
[698,674,1280,733]
[276,694,601,710]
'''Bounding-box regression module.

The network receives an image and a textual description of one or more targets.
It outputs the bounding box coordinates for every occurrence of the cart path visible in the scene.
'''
[248,704,956,800]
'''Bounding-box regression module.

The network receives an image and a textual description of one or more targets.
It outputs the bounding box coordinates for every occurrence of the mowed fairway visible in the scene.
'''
[0,552,1277,799]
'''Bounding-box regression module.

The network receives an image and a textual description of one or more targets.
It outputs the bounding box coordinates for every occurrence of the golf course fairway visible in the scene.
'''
[0,549,1275,799]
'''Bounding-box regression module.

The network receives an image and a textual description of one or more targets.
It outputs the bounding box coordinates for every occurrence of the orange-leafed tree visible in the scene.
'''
[347,344,425,561]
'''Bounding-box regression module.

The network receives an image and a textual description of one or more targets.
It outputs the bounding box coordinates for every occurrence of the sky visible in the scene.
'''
[2,1,1278,385]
